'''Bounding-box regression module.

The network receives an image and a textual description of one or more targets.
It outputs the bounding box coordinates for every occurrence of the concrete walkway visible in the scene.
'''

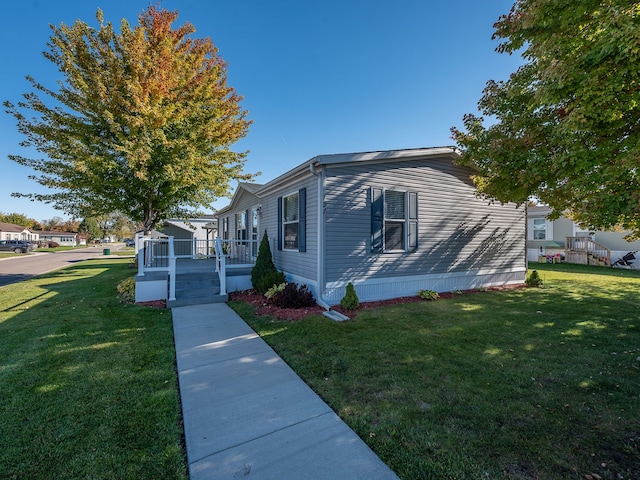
[172,303,400,480]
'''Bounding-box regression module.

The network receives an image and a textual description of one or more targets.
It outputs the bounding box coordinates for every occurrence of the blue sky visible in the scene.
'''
[0,0,522,222]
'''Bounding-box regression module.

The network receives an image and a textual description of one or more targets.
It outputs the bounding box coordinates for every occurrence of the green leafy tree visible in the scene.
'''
[111,213,137,240]
[5,6,252,234]
[0,212,41,229]
[79,217,101,240]
[451,1,640,238]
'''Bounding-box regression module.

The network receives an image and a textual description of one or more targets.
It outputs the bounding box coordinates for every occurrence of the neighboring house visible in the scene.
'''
[38,230,79,246]
[158,216,218,242]
[527,205,640,268]
[215,146,527,306]
[0,222,39,242]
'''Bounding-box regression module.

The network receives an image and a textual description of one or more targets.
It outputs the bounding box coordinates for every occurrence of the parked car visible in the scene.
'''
[0,240,35,253]
[124,239,135,247]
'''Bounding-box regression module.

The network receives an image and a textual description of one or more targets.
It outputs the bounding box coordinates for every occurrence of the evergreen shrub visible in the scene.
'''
[251,230,286,294]
[526,270,543,288]
[340,282,360,310]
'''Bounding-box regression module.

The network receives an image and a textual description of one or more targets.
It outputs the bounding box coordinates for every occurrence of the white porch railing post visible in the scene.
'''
[138,236,149,276]
[215,237,226,295]
[168,236,176,301]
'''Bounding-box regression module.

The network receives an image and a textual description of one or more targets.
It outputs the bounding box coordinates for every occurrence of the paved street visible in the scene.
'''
[0,244,126,287]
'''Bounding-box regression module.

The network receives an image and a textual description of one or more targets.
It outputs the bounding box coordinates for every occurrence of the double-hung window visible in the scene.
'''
[371,188,418,253]
[222,217,229,240]
[384,190,406,251]
[283,192,299,249]
[533,218,547,240]
[236,211,247,244]
[277,188,306,252]
[251,207,259,256]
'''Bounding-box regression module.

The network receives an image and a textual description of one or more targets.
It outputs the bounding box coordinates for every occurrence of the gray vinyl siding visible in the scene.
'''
[593,231,640,251]
[223,189,261,240]
[323,156,526,284]
[159,224,192,240]
[260,174,319,282]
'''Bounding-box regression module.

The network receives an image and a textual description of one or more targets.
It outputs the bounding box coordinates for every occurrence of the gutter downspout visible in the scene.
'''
[309,162,331,310]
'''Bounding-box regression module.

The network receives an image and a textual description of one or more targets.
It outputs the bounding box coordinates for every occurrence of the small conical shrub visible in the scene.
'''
[525,270,543,288]
[340,282,360,310]
[251,230,286,294]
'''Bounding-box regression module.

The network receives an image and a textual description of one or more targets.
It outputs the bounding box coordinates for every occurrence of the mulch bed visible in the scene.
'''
[228,284,526,322]
[135,299,167,309]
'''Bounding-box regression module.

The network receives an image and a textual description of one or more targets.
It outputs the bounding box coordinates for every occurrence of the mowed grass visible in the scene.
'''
[0,259,187,479]
[230,263,640,480]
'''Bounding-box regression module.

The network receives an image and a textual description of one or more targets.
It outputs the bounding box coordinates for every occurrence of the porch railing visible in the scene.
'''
[172,238,217,258]
[137,237,170,271]
[136,236,178,301]
[218,239,259,265]
[565,236,611,266]
[137,236,258,299]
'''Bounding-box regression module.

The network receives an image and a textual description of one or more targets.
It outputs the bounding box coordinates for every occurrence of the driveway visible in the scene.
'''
[0,244,126,287]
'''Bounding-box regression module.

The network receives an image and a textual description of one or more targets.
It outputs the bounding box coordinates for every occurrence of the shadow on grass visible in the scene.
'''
[0,259,187,480]
[236,264,640,480]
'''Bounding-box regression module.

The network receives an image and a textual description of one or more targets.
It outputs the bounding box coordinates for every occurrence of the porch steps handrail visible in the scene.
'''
[168,236,176,301]
[565,236,611,266]
[214,237,227,295]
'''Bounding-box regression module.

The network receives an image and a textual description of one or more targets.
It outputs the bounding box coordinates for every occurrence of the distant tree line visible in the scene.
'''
[0,211,137,241]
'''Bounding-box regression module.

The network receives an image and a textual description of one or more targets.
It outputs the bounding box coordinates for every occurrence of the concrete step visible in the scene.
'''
[175,286,220,298]
[168,293,228,308]
[175,278,221,290]
[169,272,227,308]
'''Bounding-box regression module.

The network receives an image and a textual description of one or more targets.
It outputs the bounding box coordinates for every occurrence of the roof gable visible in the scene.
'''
[0,222,32,233]
[216,182,263,216]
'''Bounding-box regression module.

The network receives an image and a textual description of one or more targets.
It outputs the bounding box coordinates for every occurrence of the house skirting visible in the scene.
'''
[321,268,527,306]
[135,271,168,302]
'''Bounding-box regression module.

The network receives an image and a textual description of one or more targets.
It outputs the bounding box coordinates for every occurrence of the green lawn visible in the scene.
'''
[36,245,83,252]
[0,259,187,479]
[230,263,640,480]
[0,252,25,258]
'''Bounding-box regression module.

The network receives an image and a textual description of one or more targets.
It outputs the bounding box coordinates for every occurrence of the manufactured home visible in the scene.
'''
[528,205,640,268]
[215,146,526,306]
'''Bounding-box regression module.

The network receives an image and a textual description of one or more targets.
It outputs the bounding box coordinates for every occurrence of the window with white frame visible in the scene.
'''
[277,189,306,252]
[533,218,547,240]
[283,192,299,250]
[371,188,418,253]
[251,207,259,256]
[236,211,247,244]
[222,217,229,240]
[384,190,406,251]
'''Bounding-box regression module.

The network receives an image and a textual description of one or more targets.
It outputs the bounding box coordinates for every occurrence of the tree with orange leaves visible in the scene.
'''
[5,6,252,233]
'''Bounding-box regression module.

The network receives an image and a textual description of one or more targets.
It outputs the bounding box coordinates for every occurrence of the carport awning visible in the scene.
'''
[543,241,565,248]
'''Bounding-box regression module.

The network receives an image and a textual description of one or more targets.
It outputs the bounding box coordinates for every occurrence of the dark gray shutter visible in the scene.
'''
[298,188,306,252]
[408,191,418,252]
[371,187,383,253]
[277,197,282,251]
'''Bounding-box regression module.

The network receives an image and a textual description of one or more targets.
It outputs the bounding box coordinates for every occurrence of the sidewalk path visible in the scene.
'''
[172,303,400,480]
